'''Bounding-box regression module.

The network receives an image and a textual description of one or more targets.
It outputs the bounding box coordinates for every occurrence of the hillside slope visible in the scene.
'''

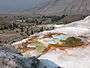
[32,0,90,16]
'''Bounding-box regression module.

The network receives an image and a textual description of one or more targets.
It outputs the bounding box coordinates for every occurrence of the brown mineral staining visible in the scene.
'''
[44,37,85,52]
[18,47,30,53]
[14,32,86,55]
[44,44,65,52]
[28,36,37,41]
[16,36,38,53]
[43,33,64,38]
[18,46,35,53]
[44,45,57,52]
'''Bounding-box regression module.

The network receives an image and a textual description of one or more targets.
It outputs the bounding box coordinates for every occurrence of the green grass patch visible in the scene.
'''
[34,41,46,54]
[62,37,84,47]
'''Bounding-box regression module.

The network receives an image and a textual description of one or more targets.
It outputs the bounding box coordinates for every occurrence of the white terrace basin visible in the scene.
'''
[12,16,90,68]
[39,45,90,68]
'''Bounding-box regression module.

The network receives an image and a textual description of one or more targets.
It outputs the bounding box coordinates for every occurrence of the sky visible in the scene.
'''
[0,0,45,11]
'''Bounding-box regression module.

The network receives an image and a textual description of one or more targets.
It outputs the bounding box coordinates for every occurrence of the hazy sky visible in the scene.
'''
[0,0,45,10]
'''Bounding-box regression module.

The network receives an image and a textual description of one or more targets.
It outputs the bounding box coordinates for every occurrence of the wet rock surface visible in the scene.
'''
[0,45,40,68]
